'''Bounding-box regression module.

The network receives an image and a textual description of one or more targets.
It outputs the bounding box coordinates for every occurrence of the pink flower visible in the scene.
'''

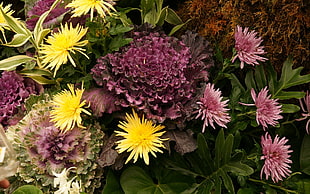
[260,133,292,183]
[196,83,230,132]
[232,25,268,69]
[296,91,310,134]
[241,87,283,130]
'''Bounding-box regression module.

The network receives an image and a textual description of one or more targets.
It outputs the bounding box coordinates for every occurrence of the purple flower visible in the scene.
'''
[195,83,230,132]
[296,91,310,134]
[260,133,292,183]
[92,30,213,123]
[241,87,283,130]
[26,0,69,30]
[232,25,268,69]
[0,71,43,126]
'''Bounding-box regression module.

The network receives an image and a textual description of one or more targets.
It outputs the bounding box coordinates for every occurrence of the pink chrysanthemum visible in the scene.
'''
[242,87,283,130]
[232,25,268,69]
[296,91,310,134]
[195,83,230,132]
[260,133,292,183]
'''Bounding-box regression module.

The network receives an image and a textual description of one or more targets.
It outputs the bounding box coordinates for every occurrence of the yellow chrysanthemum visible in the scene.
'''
[0,3,14,32]
[40,23,88,76]
[50,84,91,133]
[115,109,168,165]
[66,0,116,21]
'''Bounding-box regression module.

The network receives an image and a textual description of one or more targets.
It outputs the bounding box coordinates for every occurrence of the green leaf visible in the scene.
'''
[12,185,43,194]
[165,8,183,25]
[109,25,133,35]
[168,19,191,36]
[19,68,53,77]
[254,64,267,90]
[0,55,34,71]
[274,57,310,97]
[215,130,225,168]
[140,0,155,16]
[0,7,30,36]
[102,170,124,194]
[120,166,194,194]
[197,134,214,173]
[26,76,60,85]
[219,169,234,194]
[224,161,254,176]
[237,188,255,194]
[281,103,300,113]
[143,8,158,26]
[3,33,30,47]
[275,91,306,100]
[300,135,310,175]
[156,7,168,26]
[245,70,257,90]
[109,36,132,52]
[35,28,50,47]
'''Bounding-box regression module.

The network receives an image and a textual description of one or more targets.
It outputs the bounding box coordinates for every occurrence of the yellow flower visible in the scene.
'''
[66,0,116,21]
[40,23,88,76]
[50,84,91,133]
[0,3,14,32]
[115,109,168,165]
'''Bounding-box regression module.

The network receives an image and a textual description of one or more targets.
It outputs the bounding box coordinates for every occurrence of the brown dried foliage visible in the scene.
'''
[176,0,310,74]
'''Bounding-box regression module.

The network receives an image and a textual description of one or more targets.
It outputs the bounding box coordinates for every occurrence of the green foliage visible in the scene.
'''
[229,57,310,114]
[139,0,189,35]
[165,130,254,193]
[86,16,133,57]
[119,166,195,194]
[12,185,43,194]
[300,135,310,175]
[102,170,123,194]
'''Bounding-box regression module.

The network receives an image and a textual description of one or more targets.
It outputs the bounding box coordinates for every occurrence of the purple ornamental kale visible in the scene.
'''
[0,71,43,126]
[92,30,213,123]
[26,0,69,30]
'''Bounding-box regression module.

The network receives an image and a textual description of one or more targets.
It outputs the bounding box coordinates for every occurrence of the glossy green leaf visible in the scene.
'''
[0,55,34,71]
[102,170,124,194]
[12,185,43,194]
[120,166,194,194]
[300,135,310,175]
[3,33,30,47]
[281,103,300,113]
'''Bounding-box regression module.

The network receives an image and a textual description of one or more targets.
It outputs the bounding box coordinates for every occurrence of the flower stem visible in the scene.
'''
[248,178,298,193]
